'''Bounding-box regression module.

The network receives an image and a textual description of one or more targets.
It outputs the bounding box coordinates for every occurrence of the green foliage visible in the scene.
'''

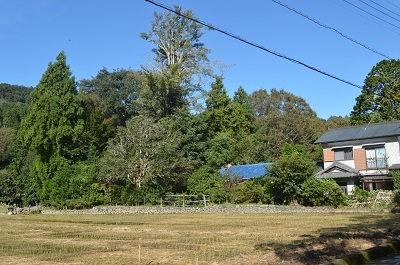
[0,103,30,129]
[141,5,214,114]
[350,59,400,125]
[351,186,371,202]
[0,169,18,205]
[0,128,15,168]
[97,115,193,204]
[228,86,256,138]
[35,159,105,209]
[141,5,211,86]
[268,145,316,204]
[79,68,143,126]
[141,66,188,119]
[0,83,33,103]
[394,191,400,204]
[7,133,37,206]
[325,115,350,128]
[80,93,118,156]
[249,88,324,159]
[232,179,268,204]
[169,108,208,168]
[204,132,237,168]
[0,83,31,129]
[202,77,232,136]
[17,51,89,207]
[299,178,348,207]
[187,166,228,204]
[21,51,84,161]
[391,170,400,190]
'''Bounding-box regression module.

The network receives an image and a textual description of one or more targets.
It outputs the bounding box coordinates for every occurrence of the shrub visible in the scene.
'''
[351,186,370,202]
[187,166,228,204]
[268,149,316,204]
[232,179,266,204]
[393,190,400,204]
[391,171,400,190]
[299,177,348,207]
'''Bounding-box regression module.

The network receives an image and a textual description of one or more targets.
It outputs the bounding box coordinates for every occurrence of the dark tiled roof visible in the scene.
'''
[220,163,273,180]
[316,161,362,179]
[389,163,400,170]
[317,172,359,179]
[315,120,400,144]
[360,175,392,180]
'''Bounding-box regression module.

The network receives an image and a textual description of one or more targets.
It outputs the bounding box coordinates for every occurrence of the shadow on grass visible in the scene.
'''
[255,211,400,265]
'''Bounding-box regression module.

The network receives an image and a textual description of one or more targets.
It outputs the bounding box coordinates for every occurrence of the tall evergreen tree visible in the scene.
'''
[20,51,85,205]
[230,86,255,137]
[350,59,400,125]
[141,6,213,114]
[202,76,232,136]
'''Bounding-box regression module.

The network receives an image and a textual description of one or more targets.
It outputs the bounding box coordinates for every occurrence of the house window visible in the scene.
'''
[334,147,353,161]
[365,147,386,169]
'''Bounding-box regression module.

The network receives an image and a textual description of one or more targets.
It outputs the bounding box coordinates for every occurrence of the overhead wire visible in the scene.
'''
[329,0,400,35]
[384,0,400,11]
[145,0,362,89]
[367,0,400,19]
[341,0,400,31]
[272,0,391,59]
[358,0,400,23]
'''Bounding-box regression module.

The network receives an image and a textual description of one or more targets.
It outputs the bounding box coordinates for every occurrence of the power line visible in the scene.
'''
[384,0,400,11]
[145,0,362,89]
[330,0,400,35]
[368,0,400,19]
[342,0,400,31]
[358,0,400,24]
[272,0,391,59]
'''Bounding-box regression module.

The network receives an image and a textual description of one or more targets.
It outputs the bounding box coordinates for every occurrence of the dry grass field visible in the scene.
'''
[0,211,399,265]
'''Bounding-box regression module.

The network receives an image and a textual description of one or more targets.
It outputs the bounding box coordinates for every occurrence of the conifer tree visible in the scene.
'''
[20,51,84,205]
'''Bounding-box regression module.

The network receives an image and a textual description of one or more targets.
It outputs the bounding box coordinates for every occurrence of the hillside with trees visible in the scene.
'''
[2,6,394,209]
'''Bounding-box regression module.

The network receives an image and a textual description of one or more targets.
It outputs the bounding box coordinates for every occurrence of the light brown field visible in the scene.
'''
[0,211,399,264]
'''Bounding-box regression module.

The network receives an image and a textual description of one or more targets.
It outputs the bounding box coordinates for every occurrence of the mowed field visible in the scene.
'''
[0,211,399,265]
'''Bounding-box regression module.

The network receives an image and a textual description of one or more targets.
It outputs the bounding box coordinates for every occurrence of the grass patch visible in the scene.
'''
[0,212,399,264]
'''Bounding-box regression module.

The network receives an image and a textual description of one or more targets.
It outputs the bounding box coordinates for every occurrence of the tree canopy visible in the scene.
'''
[0,5,362,209]
[141,5,213,113]
[350,59,400,125]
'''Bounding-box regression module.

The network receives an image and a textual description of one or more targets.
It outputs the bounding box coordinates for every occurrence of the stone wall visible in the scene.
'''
[42,204,383,215]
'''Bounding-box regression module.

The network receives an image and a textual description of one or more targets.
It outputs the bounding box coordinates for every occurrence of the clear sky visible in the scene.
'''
[1,0,399,119]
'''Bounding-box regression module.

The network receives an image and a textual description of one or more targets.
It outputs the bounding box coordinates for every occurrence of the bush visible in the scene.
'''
[268,149,316,204]
[187,166,228,204]
[391,171,400,190]
[232,179,266,204]
[299,177,348,207]
[394,190,400,204]
[351,186,370,202]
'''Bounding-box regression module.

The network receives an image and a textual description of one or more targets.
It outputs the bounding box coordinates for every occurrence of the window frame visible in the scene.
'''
[334,147,353,161]
[365,146,386,169]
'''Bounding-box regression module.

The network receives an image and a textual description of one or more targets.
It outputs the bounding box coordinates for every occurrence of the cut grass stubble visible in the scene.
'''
[0,212,398,265]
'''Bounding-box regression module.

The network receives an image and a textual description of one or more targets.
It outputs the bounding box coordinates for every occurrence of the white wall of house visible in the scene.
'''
[323,136,400,173]
[335,177,355,195]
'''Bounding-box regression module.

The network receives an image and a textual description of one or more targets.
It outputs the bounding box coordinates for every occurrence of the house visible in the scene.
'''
[315,120,399,194]
[220,163,273,180]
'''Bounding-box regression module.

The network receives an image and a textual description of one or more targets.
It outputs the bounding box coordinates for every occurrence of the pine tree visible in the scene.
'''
[20,51,85,205]
[350,59,400,125]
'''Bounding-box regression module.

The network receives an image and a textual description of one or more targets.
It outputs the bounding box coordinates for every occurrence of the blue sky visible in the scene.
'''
[1,0,399,119]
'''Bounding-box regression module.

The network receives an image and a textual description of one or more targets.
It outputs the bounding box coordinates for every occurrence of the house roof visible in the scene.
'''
[360,175,393,181]
[316,161,362,179]
[315,120,400,144]
[220,163,273,180]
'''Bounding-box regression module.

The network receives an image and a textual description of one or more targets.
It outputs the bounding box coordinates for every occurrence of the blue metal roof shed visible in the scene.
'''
[220,163,273,180]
